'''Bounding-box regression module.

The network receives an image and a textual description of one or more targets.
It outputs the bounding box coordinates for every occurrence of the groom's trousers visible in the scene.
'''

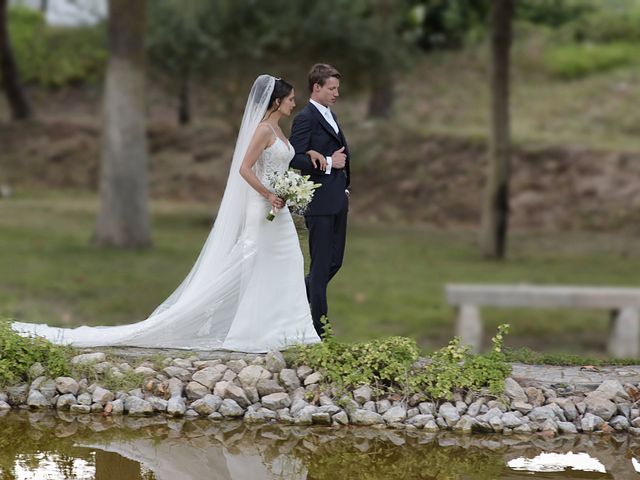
[305,203,348,337]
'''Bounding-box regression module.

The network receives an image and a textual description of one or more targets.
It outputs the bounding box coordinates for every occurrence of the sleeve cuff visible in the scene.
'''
[325,156,332,175]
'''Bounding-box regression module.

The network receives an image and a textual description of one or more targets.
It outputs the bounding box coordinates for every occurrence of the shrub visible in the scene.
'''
[291,321,511,400]
[8,6,107,88]
[542,42,639,79]
[0,319,72,385]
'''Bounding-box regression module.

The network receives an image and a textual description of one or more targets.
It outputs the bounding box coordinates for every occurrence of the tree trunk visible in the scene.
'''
[178,73,190,125]
[0,0,33,121]
[368,71,394,119]
[40,0,48,14]
[94,0,151,248]
[480,0,513,260]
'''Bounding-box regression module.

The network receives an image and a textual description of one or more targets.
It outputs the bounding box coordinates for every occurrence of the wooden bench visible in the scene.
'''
[445,284,640,357]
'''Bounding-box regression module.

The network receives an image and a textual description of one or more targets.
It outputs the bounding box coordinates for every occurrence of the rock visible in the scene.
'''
[184,409,199,417]
[610,415,630,431]
[109,399,125,415]
[244,386,260,404]
[125,397,153,416]
[193,360,222,369]
[527,405,558,422]
[423,420,439,432]
[466,399,484,417]
[383,405,407,424]
[265,351,286,373]
[172,358,192,369]
[167,397,186,417]
[312,412,332,425]
[279,369,301,391]
[511,402,533,415]
[297,365,313,380]
[91,403,104,413]
[29,363,46,378]
[418,402,435,416]
[54,377,79,396]
[224,384,250,408]
[504,378,527,403]
[185,381,209,400]
[226,360,248,374]
[192,366,226,389]
[353,385,373,404]
[191,394,222,416]
[38,379,57,402]
[56,394,76,410]
[244,408,269,423]
[168,378,184,398]
[261,392,291,410]
[77,393,92,406]
[438,403,460,427]
[549,398,578,421]
[376,399,392,415]
[219,399,244,417]
[585,396,617,421]
[540,419,558,435]
[486,400,508,412]
[92,362,114,375]
[407,408,419,419]
[477,407,503,424]
[294,405,317,425]
[71,352,106,366]
[489,416,504,433]
[557,421,578,434]
[501,412,523,428]
[363,401,376,412]
[92,387,115,405]
[238,365,271,387]
[128,388,143,399]
[406,414,434,428]
[222,370,237,382]
[590,380,630,401]
[304,372,323,386]
[351,409,384,426]
[70,404,91,414]
[162,366,191,382]
[581,413,605,432]
[525,387,545,407]
[208,412,223,421]
[134,366,157,377]
[27,390,50,409]
[318,404,341,415]
[0,401,11,410]
[453,415,475,433]
[332,411,349,425]
[148,397,168,412]
[257,379,284,397]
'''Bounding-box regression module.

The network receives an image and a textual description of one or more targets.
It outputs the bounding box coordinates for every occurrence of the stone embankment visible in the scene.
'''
[2,350,640,436]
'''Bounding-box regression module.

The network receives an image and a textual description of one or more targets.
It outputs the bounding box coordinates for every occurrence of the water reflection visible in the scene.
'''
[1,410,640,479]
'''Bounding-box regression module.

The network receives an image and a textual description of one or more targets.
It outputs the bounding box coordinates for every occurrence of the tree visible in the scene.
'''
[480,0,513,259]
[0,0,33,120]
[94,0,151,248]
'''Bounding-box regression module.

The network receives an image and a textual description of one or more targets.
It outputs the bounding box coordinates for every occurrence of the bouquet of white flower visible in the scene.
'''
[266,169,322,221]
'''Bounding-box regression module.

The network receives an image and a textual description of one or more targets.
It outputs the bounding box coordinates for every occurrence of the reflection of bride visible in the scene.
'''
[13,75,320,353]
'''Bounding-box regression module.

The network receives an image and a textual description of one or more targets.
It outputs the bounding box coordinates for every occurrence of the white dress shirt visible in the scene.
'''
[310,99,340,175]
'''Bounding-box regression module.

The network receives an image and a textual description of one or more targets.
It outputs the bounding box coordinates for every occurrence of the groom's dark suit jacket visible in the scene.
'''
[289,103,350,216]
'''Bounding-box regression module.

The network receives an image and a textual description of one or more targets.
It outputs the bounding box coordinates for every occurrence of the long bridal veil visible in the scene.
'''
[12,75,277,349]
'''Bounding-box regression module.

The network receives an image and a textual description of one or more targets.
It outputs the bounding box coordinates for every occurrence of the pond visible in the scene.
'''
[1,411,639,479]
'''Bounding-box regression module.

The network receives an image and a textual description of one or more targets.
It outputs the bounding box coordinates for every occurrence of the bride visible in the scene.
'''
[13,75,321,353]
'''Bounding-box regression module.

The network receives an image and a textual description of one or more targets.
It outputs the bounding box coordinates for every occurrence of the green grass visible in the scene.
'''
[2,191,640,357]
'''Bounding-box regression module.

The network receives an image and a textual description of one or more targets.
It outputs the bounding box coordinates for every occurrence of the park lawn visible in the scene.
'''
[1,190,639,355]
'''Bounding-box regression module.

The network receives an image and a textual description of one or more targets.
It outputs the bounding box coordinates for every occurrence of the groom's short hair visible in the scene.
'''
[308,64,341,92]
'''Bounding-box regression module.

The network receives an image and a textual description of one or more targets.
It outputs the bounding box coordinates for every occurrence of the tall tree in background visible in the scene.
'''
[480,0,513,259]
[94,0,151,248]
[0,0,32,120]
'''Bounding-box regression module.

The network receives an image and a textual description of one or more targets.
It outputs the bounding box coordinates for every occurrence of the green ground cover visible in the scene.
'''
[2,191,639,356]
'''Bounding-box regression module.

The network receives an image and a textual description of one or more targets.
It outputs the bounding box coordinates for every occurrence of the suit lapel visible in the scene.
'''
[308,103,341,142]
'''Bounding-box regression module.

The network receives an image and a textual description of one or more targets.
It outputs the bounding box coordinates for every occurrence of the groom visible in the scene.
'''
[289,63,350,338]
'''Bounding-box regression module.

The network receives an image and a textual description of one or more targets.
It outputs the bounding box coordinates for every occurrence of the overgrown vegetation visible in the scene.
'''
[504,347,640,366]
[0,318,71,386]
[292,323,511,400]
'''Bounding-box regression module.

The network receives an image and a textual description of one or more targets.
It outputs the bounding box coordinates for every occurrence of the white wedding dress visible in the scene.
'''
[12,75,320,353]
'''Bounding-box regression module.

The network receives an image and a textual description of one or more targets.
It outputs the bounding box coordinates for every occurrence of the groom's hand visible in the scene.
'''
[332,146,347,169]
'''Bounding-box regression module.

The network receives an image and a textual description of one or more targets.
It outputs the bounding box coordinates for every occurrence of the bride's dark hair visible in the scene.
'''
[268,78,293,111]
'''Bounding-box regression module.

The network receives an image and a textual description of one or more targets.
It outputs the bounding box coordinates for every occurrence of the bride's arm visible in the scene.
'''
[239,125,285,210]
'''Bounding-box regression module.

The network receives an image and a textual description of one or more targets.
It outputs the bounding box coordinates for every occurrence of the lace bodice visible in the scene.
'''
[253,137,294,193]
